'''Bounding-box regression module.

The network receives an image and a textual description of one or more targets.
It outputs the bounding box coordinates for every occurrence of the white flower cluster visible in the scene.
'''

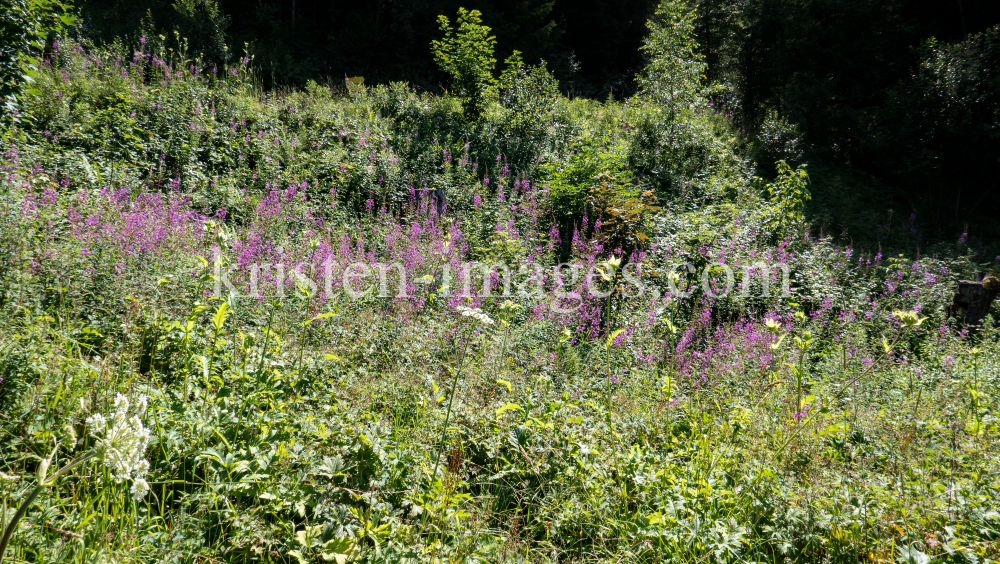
[456,305,494,325]
[85,394,151,500]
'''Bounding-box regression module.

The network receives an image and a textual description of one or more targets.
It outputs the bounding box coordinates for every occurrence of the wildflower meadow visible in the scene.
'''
[1,1,999,563]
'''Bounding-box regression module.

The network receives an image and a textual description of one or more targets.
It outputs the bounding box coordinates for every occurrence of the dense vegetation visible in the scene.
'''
[67,0,1000,242]
[1,1,1000,562]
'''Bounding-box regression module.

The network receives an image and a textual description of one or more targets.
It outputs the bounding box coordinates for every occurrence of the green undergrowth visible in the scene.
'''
[2,287,1000,563]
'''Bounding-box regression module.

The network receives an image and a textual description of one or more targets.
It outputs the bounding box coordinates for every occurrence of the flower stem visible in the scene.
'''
[430,347,468,482]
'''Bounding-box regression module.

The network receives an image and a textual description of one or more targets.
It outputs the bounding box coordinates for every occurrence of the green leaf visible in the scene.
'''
[320,537,357,563]
[495,403,523,417]
[212,302,229,331]
[605,328,626,349]
[304,312,337,326]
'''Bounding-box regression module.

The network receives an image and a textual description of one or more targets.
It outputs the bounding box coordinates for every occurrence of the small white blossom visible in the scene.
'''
[87,393,151,500]
[85,413,106,432]
[130,478,150,500]
[456,305,494,325]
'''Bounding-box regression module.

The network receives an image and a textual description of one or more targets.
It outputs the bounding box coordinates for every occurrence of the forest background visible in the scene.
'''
[66,0,1000,247]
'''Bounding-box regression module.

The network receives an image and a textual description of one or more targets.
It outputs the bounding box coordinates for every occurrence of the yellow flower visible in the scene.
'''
[892,310,926,328]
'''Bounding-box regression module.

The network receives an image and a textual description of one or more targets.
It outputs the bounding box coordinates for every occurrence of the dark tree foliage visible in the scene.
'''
[76,0,228,63]
[548,0,658,98]
[885,27,1000,227]
[691,0,1000,238]
[74,0,657,97]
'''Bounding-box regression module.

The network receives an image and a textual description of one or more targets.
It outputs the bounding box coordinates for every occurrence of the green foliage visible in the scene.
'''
[431,8,498,120]
[752,109,803,175]
[763,160,810,234]
[491,50,560,165]
[0,0,75,120]
[587,172,661,255]
[628,1,755,207]
[628,108,752,205]
[638,0,707,120]
[497,51,559,123]
[541,136,631,231]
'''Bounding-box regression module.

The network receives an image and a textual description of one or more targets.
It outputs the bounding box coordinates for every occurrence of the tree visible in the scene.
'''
[888,26,1000,223]
[637,0,707,120]
[431,7,497,119]
[550,0,658,98]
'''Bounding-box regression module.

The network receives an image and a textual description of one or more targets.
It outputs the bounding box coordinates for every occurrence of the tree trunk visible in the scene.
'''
[952,273,1000,327]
